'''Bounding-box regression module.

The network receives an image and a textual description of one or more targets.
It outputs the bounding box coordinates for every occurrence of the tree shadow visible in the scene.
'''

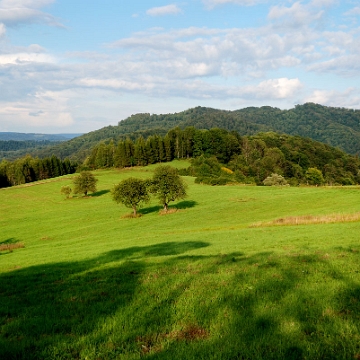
[1,244,360,359]
[139,201,198,215]
[0,241,210,359]
[100,241,210,261]
[0,238,18,245]
[172,200,198,210]
[138,205,163,214]
[89,189,110,197]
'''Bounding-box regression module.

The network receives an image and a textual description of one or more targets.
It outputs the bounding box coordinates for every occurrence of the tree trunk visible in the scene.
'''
[132,206,137,216]
[164,203,168,212]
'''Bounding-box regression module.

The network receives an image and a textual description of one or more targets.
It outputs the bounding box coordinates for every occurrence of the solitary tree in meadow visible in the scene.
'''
[112,177,150,216]
[73,171,98,196]
[150,165,187,212]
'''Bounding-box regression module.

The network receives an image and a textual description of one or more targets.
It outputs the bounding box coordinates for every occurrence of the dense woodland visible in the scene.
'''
[0,155,77,188]
[1,103,360,162]
[0,140,63,161]
[84,127,360,186]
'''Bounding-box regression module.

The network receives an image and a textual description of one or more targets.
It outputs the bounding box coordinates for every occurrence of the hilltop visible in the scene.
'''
[2,103,360,161]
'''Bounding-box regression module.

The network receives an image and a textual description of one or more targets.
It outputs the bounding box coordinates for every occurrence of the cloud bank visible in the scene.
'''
[0,0,360,132]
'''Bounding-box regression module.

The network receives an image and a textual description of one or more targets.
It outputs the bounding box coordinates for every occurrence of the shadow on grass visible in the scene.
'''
[173,200,197,210]
[1,243,360,359]
[139,200,198,215]
[89,189,110,197]
[100,241,210,261]
[138,205,163,215]
[0,238,24,255]
[0,238,18,245]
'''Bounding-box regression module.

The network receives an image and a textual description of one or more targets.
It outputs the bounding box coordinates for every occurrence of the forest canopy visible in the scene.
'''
[1,103,359,162]
[84,127,360,186]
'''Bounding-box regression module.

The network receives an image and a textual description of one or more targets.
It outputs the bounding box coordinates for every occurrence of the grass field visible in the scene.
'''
[1,161,360,359]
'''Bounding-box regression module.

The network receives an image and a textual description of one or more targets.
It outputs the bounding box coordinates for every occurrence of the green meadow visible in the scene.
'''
[1,160,360,359]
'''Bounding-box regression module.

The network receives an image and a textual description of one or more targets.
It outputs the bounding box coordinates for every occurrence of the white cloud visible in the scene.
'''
[0,0,55,8]
[0,22,5,37]
[0,52,54,65]
[0,0,63,28]
[310,0,337,7]
[0,90,74,131]
[146,4,182,17]
[242,78,303,99]
[344,6,360,17]
[202,0,266,9]
[78,78,155,91]
[268,2,324,28]
[0,0,358,133]
[108,25,317,81]
[304,88,360,108]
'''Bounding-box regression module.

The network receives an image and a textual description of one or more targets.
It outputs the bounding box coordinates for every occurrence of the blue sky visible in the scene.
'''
[0,0,359,133]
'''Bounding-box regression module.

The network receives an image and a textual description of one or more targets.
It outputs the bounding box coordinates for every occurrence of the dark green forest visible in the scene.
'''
[0,140,63,161]
[84,127,360,186]
[1,103,359,162]
[0,155,77,188]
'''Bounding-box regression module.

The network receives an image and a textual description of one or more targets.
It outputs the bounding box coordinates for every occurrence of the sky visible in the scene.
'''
[0,0,359,133]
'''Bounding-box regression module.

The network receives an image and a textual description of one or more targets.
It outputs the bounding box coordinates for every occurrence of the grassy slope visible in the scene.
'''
[1,161,360,359]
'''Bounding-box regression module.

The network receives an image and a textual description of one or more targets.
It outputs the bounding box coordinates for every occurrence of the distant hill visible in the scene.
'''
[3,103,360,161]
[0,132,82,141]
[0,133,83,161]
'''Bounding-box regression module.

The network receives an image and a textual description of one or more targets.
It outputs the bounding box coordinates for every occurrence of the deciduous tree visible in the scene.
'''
[150,165,187,212]
[112,177,150,216]
[73,171,98,196]
[305,167,324,186]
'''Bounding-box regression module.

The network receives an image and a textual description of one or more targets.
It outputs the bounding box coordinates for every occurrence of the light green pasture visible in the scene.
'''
[1,162,360,359]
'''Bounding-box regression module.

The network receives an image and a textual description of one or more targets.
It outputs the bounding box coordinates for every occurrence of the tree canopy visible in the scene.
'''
[150,165,187,211]
[111,177,150,216]
[73,171,98,196]
[3,103,360,162]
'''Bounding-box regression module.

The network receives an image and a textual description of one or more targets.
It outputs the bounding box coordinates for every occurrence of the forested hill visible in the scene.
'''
[115,103,360,155]
[7,103,360,161]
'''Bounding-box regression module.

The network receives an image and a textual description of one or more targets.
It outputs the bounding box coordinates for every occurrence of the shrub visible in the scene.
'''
[60,185,72,199]
[263,173,288,186]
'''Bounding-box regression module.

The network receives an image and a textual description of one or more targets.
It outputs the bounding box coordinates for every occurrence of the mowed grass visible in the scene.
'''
[1,161,360,359]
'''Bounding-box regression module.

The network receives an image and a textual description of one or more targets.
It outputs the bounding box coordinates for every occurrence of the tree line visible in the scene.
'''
[0,155,77,188]
[84,127,360,186]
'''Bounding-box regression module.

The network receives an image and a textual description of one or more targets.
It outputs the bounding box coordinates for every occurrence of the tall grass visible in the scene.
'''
[251,212,360,227]
[1,163,360,359]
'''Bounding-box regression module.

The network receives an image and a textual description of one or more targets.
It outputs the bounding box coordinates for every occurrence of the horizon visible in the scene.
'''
[0,0,359,133]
